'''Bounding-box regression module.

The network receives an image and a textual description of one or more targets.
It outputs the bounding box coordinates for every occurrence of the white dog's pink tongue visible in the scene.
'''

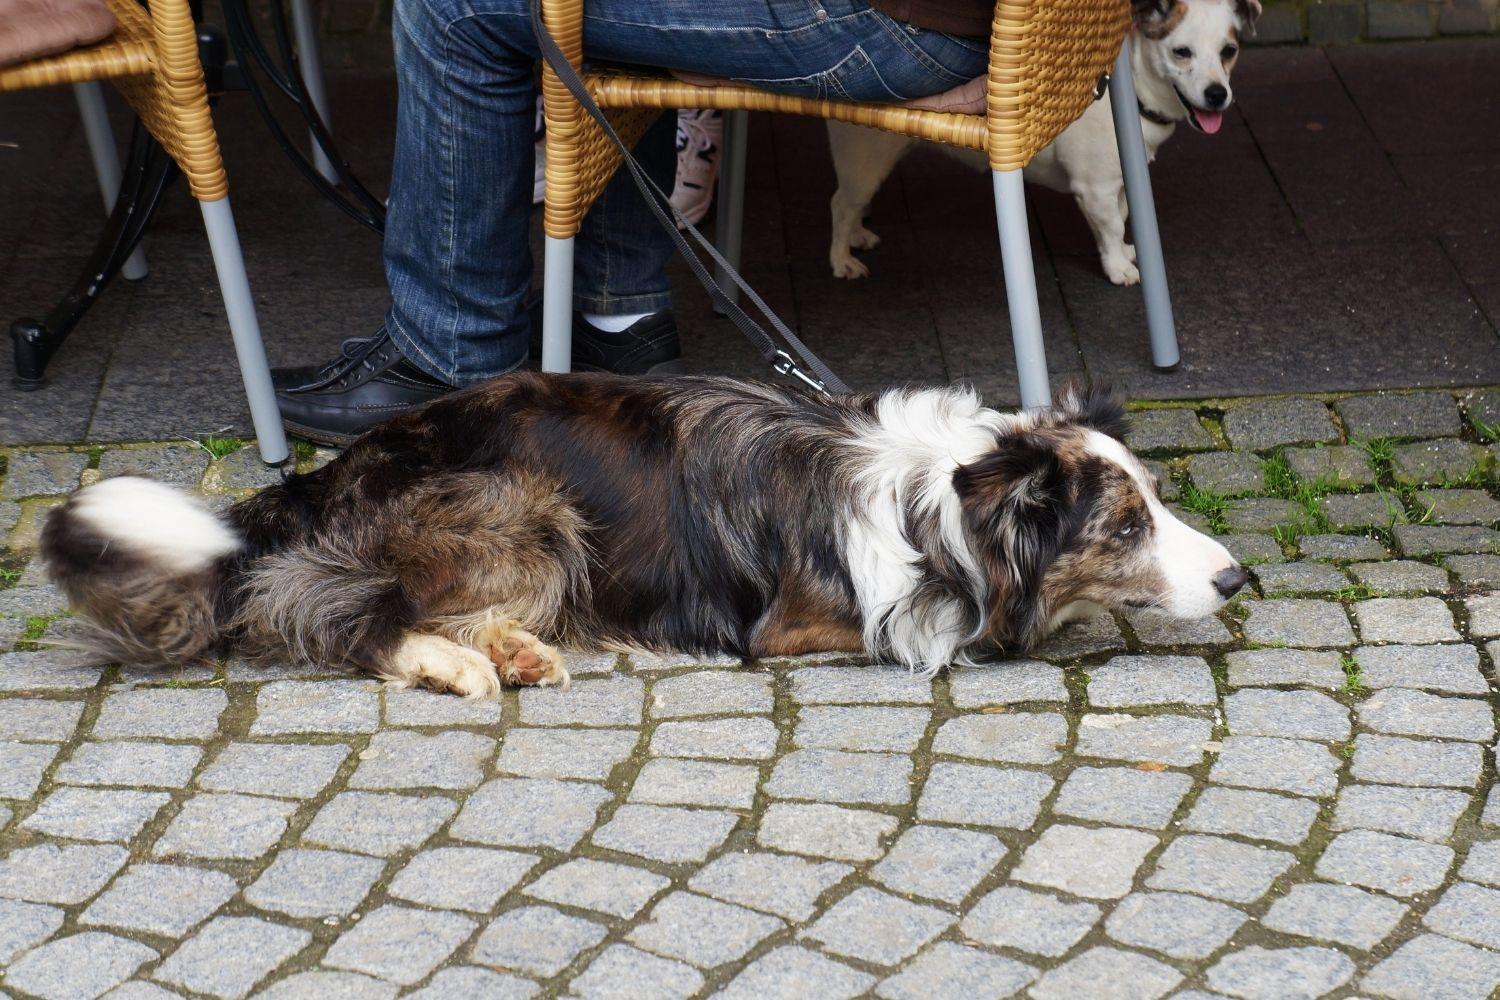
[1194,109,1224,134]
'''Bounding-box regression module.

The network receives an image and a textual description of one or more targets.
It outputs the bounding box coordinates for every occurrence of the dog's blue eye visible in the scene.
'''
[1173,46,1192,58]
[1117,524,1138,538]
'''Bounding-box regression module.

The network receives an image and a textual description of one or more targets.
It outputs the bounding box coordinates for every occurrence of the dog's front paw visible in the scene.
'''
[831,254,871,280]
[1105,258,1140,286]
[849,225,881,250]
[481,622,570,690]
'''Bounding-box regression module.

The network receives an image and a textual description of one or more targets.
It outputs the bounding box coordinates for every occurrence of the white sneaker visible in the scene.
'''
[533,97,546,206]
[669,109,723,228]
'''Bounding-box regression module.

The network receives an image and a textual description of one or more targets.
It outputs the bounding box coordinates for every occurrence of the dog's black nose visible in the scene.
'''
[1204,84,1229,109]
[1214,565,1248,599]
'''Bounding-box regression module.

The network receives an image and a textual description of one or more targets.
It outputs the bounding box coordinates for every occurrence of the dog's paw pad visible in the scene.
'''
[489,629,570,689]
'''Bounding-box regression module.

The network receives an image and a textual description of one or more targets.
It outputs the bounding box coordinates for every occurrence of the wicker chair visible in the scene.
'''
[537,0,1180,408]
[0,0,289,463]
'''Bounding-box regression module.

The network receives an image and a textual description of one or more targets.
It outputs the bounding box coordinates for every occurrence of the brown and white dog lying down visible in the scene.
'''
[827,0,1259,285]
[42,375,1247,695]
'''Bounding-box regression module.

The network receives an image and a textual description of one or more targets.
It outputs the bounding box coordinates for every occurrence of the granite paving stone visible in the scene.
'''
[1355,688,1495,741]
[1184,787,1321,845]
[948,660,1067,705]
[0,697,84,740]
[1262,882,1408,950]
[1105,891,1248,960]
[453,778,613,849]
[1320,492,1403,530]
[1333,784,1471,842]
[302,790,455,857]
[689,852,851,922]
[1204,945,1356,1000]
[805,887,955,966]
[1124,609,1235,646]
[1087,655,1217,706]
[1394,522,1500,556]
[518,676,644,726]
[1147,835,1295,903]
[794,705,930,752]
[56,741,202,788]
[570,944,704,999]
[1075,713,1213,766]
[250,681,380,735]
[1012,824,1158,899]
[152,792,298,860]
[93,688,227,739]
[1466,593,1500,636]
[871,825,1007,903]
[1297,532,1392,561]
[1224,648,1347,689]
[931,712,1068,763]
[96,445,210,487]
[627,891,783,968]
[348,730,495,789]
[1225,497,1303,532]
[1354,643,1489,693]
[715,946,874,1000]
[1418,488,1500,524]
[197,742,350,799]
[1126,409,1214,453]
[1421,881,1500,949]
[1227,536,1290,570]
[244,849,385,918]
[153,916,311,999]
[1349,559,1452,593]
[1353,596,1461,642]
[0,899,65,965]
[916,761,1053,828]
[1224,689,1351,740]
[252,970,397,999]
[960,886,1100,957]
[767,748,912,804]
[757,802,898,861]
[4,932,157,1000]
[1360,934,1500,1000]
[1445,552,1500,586]
[1485,787,1500,826]
[1392,439,1485,485]
[1337,392,1461,440]
[22,786,168,841]
[0,583,68,617]
[471,906,606,978]
[1284,446,1376,488]
[3,451,90,498]
[628,759,759,809]
[80,863,238,937]
[1351,733,1484,788]
[789,665,934,704]
[648,671,773,717]
[1053,766,1192,829]
[591,803,739,863]
[323,905,477,986]
[0,842,129,904]
[387,847,538,912]
[1032,613,1129,658]
[405,967,537,1000]
[0,739,60,797]
[1222,399,1337,451]
[650,717,779,759]
[1315,829,1455,897]
[1189,451,1266,495]
[525,857,670,918]
[874,942,1036,1000]
[495,728,638,780]
[384,687,503,726]
[1459,839,1500,886]
[1028,946,1183,1000]
[1210,736,1341,797]
[1252,562,1349,596]
[1242,599,1355,647]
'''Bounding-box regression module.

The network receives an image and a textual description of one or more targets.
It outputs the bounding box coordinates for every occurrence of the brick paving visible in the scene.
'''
[0,389,1498,998]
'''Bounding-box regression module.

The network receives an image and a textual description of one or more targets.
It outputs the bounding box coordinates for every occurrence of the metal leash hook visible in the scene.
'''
[772,351,827,394]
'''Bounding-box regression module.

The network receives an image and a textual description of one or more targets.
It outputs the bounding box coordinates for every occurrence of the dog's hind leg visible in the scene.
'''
[827,121,913,279]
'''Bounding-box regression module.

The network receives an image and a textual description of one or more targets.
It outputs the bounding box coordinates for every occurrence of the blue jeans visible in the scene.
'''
[384,0,988,384]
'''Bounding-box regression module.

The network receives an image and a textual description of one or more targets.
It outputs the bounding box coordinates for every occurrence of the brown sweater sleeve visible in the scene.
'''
[864,0,991,37]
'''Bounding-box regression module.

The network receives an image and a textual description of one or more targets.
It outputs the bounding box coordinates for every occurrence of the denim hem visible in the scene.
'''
[572,290,674,315]
[385,310,527,387]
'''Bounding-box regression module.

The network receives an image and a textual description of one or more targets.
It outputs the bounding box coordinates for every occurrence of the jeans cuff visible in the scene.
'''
[572,290,673,316]
[385,310,526,388]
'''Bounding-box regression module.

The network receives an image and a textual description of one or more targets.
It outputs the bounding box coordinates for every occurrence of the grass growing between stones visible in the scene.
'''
[1178,483,1231,534]
[0,566,19,588]
[1340,652,1366,695]
[15,612,65,652]
[196,434,245,461]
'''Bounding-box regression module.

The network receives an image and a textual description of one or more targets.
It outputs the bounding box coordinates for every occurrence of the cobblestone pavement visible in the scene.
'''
[4,388,1500,999]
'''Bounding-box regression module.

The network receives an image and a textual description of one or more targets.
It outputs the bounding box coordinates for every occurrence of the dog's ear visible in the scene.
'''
[954,433,1069,649]
[1132,0,1178,30]
[1234,0,1262,33]
[1055,382,1129,442]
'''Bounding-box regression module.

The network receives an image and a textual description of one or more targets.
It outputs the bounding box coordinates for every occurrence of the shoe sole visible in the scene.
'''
[574,358,684,377]
[282,420,360,449]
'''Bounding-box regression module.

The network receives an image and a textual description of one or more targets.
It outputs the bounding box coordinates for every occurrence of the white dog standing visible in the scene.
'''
[827,0,1259,285]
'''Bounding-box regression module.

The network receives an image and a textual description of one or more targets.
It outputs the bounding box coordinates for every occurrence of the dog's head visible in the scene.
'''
[954,385,1245,650]
[1133,0,1259,134]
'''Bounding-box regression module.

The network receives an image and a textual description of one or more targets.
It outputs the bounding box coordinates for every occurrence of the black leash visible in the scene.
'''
[528,1,849,395]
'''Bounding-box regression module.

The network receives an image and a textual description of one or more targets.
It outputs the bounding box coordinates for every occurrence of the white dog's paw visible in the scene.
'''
[831,254,870,280]
[383,633,503,700]
[849,225,881,250]
[1105,258,1140,286]
[1125,243,1137,263]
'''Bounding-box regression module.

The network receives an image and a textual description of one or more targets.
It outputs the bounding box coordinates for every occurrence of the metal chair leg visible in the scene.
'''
[288,0,338,185]
[992,169,1051,410]
[711,109,749,316]
[11,119,173,390]
[1109,46,1180,372]
[542,235,575,372]
[73,82,149,281]
[198,197,290,465]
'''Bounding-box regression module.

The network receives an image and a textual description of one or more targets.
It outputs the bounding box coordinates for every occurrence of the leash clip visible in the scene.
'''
[772,350,828,394]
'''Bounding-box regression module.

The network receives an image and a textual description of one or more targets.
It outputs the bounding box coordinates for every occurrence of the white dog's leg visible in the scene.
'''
[1075,181,1139,286]
[827,121,914,279]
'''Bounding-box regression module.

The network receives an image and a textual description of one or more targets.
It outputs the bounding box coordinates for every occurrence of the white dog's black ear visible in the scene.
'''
[1233,0,1263,33]
[1132,0,1178,32]
[1055,382,1129,442]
